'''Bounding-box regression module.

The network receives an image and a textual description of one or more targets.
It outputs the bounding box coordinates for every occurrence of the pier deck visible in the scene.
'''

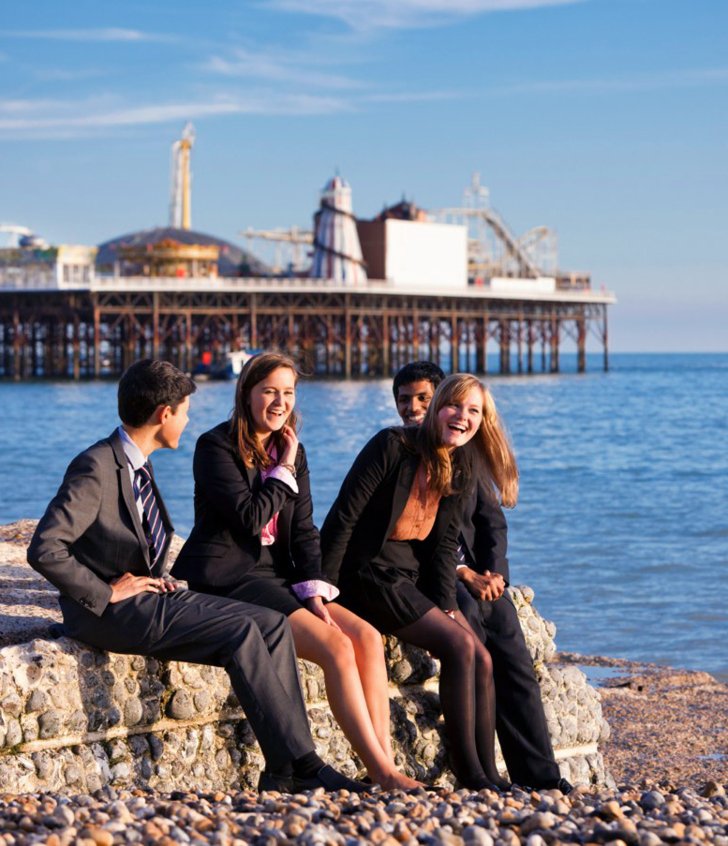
[0,277,615,379]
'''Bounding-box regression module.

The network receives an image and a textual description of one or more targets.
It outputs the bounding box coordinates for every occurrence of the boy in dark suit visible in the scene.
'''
[392,361,572,792]
[28,358,363,794]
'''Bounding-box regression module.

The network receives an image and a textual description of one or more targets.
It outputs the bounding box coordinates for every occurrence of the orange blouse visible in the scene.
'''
[389,463,442,541]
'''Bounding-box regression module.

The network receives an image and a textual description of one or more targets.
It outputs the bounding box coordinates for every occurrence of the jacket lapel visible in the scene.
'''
[109,430,151,570]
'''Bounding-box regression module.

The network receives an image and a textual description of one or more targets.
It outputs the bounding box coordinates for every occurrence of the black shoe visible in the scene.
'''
[258,770,295,793]
[555,778,574,794]
[292,764,370,793]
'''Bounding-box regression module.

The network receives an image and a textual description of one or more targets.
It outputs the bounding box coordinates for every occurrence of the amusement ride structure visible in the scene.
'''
[0,127,614,380]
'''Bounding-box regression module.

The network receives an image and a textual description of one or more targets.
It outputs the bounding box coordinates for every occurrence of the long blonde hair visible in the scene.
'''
[229,352,300,469]
[417,373,519,506]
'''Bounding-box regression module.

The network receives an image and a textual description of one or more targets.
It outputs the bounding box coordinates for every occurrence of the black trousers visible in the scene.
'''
[456,582,560,787]
[60,588,315,771]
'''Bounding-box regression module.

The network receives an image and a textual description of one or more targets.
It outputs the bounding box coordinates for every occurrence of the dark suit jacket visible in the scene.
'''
[171,421,322,588]
[459,480,510,583]
[320,427,466,611]
[27,429,173,618]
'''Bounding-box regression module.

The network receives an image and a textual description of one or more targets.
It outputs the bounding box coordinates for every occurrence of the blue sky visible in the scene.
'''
[1,0,726,352]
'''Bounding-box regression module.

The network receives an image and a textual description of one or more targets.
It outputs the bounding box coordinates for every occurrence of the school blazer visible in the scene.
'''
[320,427,467,612]
[458,480,510,584]
[171,421,322,588]
[27,430,173,618]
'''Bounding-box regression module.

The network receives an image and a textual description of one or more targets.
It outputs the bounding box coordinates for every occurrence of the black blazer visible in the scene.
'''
[458,480,510,584]
[27,430,173,618]
[320,427,467,611]
[172,421,323,588]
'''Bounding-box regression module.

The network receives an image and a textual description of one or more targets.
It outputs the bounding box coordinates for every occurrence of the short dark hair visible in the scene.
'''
[392,361,446,398]
[118,359,197,427]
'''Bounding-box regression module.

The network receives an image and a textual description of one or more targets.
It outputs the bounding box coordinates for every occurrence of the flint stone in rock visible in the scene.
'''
[0,560,610,794]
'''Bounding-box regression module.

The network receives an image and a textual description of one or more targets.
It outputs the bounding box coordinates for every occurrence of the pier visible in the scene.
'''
[0,277,614,379]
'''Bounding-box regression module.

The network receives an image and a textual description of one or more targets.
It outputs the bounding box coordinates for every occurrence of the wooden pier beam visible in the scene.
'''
[499,319,510,374]
[550,315,560,374]
[577,316,587,373]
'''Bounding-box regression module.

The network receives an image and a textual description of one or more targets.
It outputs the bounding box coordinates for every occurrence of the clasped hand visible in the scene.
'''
[109,572,179,603]
[460,567,505,602]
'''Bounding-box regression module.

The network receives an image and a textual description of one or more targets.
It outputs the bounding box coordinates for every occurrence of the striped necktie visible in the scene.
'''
[133,464,167,570]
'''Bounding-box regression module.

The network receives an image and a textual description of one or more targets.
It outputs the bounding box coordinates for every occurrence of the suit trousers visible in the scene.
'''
[60,588,315,771]
[456,582,560,787]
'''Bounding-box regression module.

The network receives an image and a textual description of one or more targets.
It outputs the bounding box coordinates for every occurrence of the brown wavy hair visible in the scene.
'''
[230,352,300,469]
[417,373,519,506]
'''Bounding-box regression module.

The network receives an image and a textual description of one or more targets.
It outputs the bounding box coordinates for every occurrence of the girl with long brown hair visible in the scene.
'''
[321,373,518,791]
[173,353,420,791]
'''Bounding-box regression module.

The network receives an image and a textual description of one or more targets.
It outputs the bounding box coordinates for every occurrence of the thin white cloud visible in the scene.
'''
[3,28,177,43]
[0,93,352,138]
[33,67,108,82]
[362,90,463,103]
[494,67,728,95]
[267,0,583,30]
[202,46,363,90]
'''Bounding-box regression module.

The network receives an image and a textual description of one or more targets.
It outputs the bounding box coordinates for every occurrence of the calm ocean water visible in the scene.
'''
[1,353,726,680]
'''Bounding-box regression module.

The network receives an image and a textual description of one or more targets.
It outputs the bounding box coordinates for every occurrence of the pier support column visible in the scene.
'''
[577,317,586,373]
[517,315,524,374]
[72,315,80,380]
[527,320,534,374]
[152,292,160,360]
[450,314,458,373]
[344,297,352,379]
[602,305,609,372]
[93,303,101,377]
[499,320,510,374]
[550,316,560,374]
[250,293,258,349]
[382,313,390,376]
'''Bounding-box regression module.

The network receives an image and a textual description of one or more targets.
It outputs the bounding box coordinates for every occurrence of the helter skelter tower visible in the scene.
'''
[311,175,367,284]
[169,123,195,230]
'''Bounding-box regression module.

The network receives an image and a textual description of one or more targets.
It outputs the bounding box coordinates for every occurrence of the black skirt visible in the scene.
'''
[338,539,436,633]
[188,546,305,618]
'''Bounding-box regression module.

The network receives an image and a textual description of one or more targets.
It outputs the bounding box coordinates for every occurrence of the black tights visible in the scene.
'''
[394,607,507,790]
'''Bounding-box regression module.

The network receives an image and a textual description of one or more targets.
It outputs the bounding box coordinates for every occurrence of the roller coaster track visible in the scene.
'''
[437,207,543,278]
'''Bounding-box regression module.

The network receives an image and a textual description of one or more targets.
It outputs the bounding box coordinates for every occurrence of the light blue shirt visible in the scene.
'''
[117,426,146,522]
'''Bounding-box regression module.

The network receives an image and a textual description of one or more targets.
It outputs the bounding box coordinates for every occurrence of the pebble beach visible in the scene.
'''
[1,522,727,843]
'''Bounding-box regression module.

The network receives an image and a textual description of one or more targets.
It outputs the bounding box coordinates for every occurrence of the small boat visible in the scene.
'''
[193,349,261,381]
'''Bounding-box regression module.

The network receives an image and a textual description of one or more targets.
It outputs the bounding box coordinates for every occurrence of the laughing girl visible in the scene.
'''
[172,353,420,791]
[321,373,518,791]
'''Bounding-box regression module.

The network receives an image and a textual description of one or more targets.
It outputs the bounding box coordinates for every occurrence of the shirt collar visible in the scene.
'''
[118,425,147,471]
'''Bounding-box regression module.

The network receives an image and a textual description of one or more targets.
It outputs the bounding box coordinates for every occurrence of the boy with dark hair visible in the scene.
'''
[392,361,571,792]
[28,358,363,794]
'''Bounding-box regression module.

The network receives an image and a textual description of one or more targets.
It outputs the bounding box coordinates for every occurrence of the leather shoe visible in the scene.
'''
[556,778,574,794]
[292,764,370,793]
[257,770,295,793]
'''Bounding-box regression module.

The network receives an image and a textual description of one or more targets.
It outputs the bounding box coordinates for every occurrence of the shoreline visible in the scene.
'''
[1,520,727,790]
[1,519,726,836]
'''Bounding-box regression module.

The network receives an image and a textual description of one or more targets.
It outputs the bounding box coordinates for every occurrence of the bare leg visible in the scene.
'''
[326,603,395,765]
[394,606,503,790]
[288,608,421,790]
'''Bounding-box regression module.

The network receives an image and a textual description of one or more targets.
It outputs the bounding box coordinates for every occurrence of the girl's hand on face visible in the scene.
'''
[280,425,299,465]
[305,595,342,631]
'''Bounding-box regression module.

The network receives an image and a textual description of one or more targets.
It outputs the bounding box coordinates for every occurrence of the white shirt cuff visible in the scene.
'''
[266,465,298,493]
[456,563,467,570]
[291,580,340,602]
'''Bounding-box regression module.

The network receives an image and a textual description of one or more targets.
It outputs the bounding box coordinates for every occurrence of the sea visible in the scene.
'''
[1,352,726,681]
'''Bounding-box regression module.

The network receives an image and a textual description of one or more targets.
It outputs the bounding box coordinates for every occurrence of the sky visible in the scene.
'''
[1,0,726,352]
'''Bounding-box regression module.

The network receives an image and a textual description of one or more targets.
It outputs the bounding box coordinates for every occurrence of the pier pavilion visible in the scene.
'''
[0,276,614,380]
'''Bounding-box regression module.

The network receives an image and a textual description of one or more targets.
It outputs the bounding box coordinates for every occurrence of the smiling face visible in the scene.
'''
[436,385,484,450]
[248,366,296,443]
[396,379,437,426]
